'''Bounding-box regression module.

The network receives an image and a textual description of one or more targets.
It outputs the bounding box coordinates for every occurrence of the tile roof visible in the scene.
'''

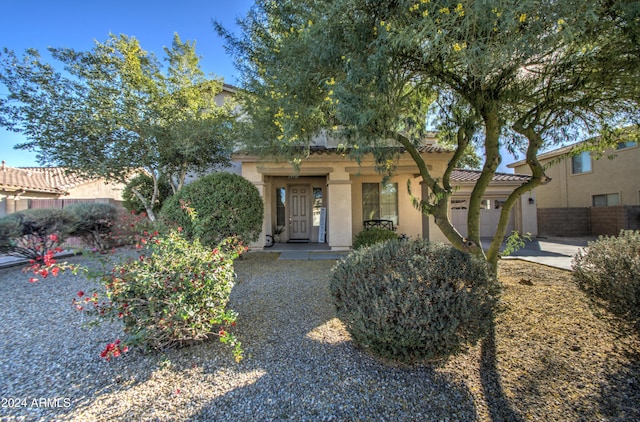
[450,169,531,183]
[0,163,95,194]
[305,143,452,155]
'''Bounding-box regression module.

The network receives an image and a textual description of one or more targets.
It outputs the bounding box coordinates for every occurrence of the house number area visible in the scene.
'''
[1,397,71,408]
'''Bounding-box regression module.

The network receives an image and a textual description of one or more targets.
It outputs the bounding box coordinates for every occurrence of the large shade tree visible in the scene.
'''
[0,33,236,221]
[218,0,639,273]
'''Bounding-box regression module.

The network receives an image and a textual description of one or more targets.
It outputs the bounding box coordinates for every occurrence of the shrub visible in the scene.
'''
[353,227,399,249]
[160,173,263,247]
[330,239,498,363]
[122,173,173,215]
[65,202,118,251]
[0,208,75,259]
[72,230,245,360]
[0,217,22,251]
[572,230,640,322]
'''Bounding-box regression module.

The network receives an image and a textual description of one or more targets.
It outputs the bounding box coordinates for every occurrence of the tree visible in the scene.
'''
[217,0,640,273]
[0,33,236,221]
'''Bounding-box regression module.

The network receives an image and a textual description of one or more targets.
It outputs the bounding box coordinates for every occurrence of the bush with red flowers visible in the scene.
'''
[30,205,246,362]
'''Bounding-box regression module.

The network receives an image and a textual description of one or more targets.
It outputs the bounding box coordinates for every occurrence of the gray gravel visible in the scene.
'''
[1,251,638,421]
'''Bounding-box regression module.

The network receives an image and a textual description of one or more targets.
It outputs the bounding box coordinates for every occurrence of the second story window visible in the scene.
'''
[616,141,637,150]
[572,151,592,174]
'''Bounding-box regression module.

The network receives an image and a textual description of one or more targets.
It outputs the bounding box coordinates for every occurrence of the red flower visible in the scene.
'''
[77,291,85,297]
[49,234,58,243]
[51,267,60,276]
[28,277,39,283]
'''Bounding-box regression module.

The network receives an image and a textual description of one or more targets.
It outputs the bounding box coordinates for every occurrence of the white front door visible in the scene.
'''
[289,185,310,240]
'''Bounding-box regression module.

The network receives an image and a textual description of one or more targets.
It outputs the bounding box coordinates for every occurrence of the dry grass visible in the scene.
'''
[473,259,640,420]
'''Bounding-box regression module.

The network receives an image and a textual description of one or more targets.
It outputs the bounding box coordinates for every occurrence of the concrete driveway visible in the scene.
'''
[497,236,596,271]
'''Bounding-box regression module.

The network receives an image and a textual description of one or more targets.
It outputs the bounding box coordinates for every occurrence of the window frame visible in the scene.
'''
[592,193,620,207]
[615,141,638,150]
[571,151,592,175]
[362,182,399,225]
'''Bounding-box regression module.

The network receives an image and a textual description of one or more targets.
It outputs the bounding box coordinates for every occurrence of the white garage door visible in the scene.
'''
[451,199,514,238]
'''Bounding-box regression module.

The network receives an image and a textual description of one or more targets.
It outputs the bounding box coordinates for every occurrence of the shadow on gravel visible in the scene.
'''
[190,253,478,421]
[480,322,524,422]
[596,349,640,420]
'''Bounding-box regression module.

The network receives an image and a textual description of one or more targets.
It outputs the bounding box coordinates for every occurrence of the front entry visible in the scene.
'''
[289,185,311,240]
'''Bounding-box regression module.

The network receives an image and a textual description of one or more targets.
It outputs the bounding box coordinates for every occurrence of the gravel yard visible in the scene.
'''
[0,251,638,421]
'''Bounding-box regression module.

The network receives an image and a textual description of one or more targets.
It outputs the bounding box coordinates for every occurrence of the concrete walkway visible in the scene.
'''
[273,237,596,269]
[500,236,595,271]
[0,250,81,270]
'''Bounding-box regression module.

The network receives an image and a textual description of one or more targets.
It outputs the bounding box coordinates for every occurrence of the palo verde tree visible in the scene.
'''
[218,0,639,273]
[0,33,235,221]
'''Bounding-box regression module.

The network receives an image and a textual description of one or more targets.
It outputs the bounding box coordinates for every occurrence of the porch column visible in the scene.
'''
[242,164,269,250]
[327,171,352,251]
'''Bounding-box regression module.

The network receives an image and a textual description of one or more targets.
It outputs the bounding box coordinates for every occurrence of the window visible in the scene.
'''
[362,182,398,224]
[494,199,507,209]
[592,193,619,207]
[312,187,323,227]
[616,141,637,150]
[451,199,468,210]
[276,187,286,227]
[572,151,592,174]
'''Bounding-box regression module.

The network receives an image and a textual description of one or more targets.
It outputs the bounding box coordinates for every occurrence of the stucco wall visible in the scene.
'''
[236,149,454,249]
[66,180,126,200]
[512,144,640,208]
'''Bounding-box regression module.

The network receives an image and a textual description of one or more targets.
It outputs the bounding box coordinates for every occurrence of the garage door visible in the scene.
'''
[451,199,514,238]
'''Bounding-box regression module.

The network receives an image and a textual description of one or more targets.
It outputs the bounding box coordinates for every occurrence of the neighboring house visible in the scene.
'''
[0,162,126,216]
[508,138,640,236]
[233,135,537,250]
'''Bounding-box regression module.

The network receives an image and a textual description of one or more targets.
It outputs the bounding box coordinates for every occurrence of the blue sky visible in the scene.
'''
[0,1,520,171]
[0,0,253,167]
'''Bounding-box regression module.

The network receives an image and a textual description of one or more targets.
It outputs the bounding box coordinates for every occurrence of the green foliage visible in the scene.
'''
[501,231,532,257]
[0,217,22,253]
[0,33,235,221]
[74,230,245,360]
[122,173,173,215]
[65,202,118,252]
[160,173,264,247]
[330,239,498,363]
[353,228,399,250]
[218,0,640,271]
[572,230,640,324]
[0,209,75,259]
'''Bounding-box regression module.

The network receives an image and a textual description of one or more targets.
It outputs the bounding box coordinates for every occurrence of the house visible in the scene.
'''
[508,138,640,236]
[233,135,538,250]
[0,162,126,217]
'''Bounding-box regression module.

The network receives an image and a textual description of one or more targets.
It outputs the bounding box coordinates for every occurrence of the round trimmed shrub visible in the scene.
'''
[353,227,399,249]
[0,216,22,253]
[0,208,76,259]
[330,239,498,363]
[65,202,118,251]
[160,173,263,247]
[572,230,640,323]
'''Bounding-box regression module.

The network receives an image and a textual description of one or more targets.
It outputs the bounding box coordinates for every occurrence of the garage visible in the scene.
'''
[450,198,515,238]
